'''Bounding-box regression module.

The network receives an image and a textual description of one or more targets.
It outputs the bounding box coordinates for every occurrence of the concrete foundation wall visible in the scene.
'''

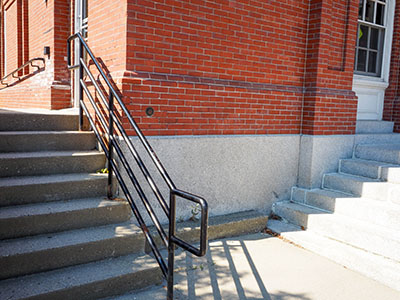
[119,135,300,224]
[117,133,362,224]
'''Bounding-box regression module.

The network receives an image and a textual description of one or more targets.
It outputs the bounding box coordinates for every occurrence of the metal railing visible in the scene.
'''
[67,32,208,299]
[1,57,45,87]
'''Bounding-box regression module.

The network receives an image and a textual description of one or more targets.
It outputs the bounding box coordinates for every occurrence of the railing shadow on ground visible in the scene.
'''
[167,234,313,300]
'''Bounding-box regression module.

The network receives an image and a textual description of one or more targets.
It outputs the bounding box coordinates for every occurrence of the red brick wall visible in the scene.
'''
[0,0,71,110]
[383,1,400,132]
[3,0,20,73]
[0,0,366,135]
[112,0,359,136]
[120,0,308,135]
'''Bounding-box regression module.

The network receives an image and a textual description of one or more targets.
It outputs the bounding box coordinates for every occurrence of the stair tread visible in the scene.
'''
[0,173,107,187]
[0,220,140,257]
[0,248,160,300]
[275,201,400,241]
[0,150,103,159]
[276,201,329,215]
[0,197,126,219]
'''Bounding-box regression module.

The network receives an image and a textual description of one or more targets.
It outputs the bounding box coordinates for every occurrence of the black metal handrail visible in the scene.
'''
[67,32,208,300]
[0,57,45,87]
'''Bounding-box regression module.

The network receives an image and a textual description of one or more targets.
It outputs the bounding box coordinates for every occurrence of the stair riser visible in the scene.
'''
[0,133,97,152]
[0,154,106,178]
[0,204,131,239]
[0,114,79,131]
[305,191,400,230]
[25,267,163,300]
[355,147,400,164]
[340,160,400,183]
[339,160,380,179]
[355,121,394,134]
[145,213,268,253]
[0,178,110,207]
[273,204,400,262]
[0,234,145,280]
[323,175,391,201]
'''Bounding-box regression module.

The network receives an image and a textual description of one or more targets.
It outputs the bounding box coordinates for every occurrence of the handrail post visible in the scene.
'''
[167,191,176,300]
[78,39,84,131]
[107,88,114,199]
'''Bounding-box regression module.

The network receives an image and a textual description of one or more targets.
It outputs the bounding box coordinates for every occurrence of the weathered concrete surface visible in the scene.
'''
[146,210,268,252]
[0,173,110,206]
[0,131,97,152]
[122,135,299,224]
[297,135,354,189]
[356,120,394,134]
[0,151,105,177]
[107,233,400,300]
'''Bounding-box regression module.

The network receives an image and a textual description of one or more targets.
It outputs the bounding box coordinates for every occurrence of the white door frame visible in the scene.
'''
[73,0,87,107]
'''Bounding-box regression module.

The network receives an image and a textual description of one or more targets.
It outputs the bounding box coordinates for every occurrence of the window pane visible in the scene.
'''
[365,0,374,23]
[370,27,379,49]
[357,49,367,72]
[376,3,385,25]
[358,0,364,19]
[359,25,369,48]
[368,51,377,73]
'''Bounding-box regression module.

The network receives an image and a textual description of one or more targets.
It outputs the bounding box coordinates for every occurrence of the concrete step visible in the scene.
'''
[0,198,131,239]
[356,120,394,134]
[339,158,400,182]
[355,143,400,164]
[355,133,400,145]
[0,252,162,300]
[0,210,267,281]
[0,151,106,178]
[0,221,144,280]
[0,113,79,131]
[0,173,110,207]
[273,201,400,262]
[145,210,268,252]
[267,219,400,292]
[292,187,400,230]
[0,131,97,152]
[0,210,268,299]
[322,172,400,204]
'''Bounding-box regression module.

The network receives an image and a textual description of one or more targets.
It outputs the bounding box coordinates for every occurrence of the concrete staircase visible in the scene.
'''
[0,110,268,299]
[269,122,400,291]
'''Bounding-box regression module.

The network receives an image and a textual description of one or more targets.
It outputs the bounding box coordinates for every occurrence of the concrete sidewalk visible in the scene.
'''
[111,233,400,300]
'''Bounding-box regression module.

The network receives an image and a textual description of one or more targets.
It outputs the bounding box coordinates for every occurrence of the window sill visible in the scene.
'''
[353,75,389,90]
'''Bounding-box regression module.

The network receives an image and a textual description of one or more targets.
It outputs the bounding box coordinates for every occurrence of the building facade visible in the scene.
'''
[1,0,399,219]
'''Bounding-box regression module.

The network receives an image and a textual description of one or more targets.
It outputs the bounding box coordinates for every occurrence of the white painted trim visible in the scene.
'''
[3,9,6,75]
[73,0,82,108]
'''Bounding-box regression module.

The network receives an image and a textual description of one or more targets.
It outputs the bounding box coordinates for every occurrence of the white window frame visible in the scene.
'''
[353,0,395,88]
